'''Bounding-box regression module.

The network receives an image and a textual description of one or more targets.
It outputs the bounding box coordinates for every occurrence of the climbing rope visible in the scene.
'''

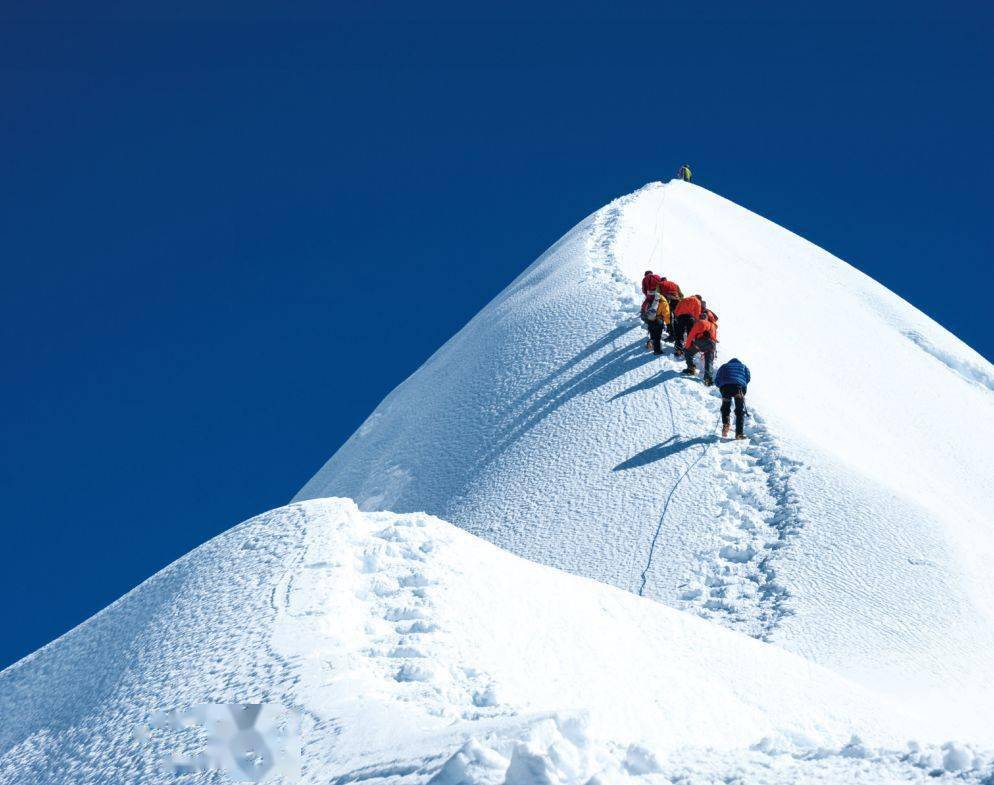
[636,181,726,598]
[638,413,722,597]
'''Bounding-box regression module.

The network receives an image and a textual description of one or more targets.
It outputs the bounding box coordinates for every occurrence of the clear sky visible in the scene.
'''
[2,1,992,669]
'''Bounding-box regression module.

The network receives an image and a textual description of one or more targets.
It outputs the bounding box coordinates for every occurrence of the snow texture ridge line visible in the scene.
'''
[901,328,994,393]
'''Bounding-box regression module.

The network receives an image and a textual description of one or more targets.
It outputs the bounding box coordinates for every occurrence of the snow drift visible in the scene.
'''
[296,181,994,732]
[1,499,989,784]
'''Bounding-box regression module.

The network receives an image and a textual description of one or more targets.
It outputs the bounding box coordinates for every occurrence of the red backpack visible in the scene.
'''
[658,279,681,298]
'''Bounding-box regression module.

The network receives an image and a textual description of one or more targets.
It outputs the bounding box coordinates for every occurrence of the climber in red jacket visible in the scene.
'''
[682,314,718,385]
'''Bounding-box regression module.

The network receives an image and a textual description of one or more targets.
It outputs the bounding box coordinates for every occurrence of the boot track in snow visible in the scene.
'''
[591,183,805,641]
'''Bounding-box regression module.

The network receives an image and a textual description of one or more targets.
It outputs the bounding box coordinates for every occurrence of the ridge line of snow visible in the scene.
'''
[592,183,806,641]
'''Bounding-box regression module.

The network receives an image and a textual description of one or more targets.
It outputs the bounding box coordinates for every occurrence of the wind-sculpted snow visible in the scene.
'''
[296,181,994,730]
[2,500,989,784]
[0,505,310,783]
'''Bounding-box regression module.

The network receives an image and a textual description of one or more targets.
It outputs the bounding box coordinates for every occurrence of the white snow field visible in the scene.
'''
[297,181,994,732]
[3,180,994,784]
[0,499,990,784]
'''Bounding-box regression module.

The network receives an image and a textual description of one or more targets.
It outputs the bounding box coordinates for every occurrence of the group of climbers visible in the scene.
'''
[640,275,718,379]
[640,268,750,440]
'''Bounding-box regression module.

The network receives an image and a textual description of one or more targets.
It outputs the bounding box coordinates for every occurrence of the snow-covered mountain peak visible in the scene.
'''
[296,180,994,726]
[3,180,993,784]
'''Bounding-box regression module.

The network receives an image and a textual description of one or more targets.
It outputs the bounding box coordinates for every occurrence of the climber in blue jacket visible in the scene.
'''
[714,358,751,439]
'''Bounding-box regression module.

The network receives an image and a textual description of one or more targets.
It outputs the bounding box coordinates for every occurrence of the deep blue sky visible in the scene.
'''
[2,1,992,669]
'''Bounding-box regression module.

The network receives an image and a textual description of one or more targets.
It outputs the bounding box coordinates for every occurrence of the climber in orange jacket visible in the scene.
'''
[672,295,703,356]
[657,277,683,340]
[682,313,718,385]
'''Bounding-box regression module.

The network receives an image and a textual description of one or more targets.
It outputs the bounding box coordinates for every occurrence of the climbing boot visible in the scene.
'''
[703,374,714,387]
[681,366,696,376]
[721,424,730,438]
[735,433,747,441]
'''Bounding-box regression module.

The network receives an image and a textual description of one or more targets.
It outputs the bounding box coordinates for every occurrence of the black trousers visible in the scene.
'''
[665,298,680,337]
[684,339,715,378]
[720,383,746,435]
[646,320,665,354]
[673,314,696,352]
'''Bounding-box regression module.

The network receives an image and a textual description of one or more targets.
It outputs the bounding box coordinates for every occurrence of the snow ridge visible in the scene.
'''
[902,328,994,393]
[590,184,804,640]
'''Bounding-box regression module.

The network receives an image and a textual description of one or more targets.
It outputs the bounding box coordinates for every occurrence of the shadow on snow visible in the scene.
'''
[613,434,719,471]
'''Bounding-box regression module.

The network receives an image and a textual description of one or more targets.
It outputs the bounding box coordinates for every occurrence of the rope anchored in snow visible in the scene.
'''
[638,414,721,597]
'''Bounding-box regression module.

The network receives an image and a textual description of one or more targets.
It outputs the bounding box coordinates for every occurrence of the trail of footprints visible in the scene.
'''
[291,512,505,722]
[676,412,804,641]
[587,189,647,317]
[358,516,507,719]
[588,185,805,642]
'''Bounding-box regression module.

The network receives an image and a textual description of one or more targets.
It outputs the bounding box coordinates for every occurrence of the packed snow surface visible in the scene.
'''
[296,181,994,731]
[1,499,990,784]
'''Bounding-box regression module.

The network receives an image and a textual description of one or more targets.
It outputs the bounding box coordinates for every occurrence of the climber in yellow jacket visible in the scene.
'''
[641,282,672,355]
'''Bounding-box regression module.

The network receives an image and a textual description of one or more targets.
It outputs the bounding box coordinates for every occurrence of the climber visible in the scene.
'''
[714,358,751,440]
[657,277,684,340]
[677,164,692,183]
[681,312,718,385]
[640,271,661,328]
[672,294,703,356]
[640,281,671,355]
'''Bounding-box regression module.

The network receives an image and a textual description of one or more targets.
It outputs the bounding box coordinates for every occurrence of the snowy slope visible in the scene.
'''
[1,499,989,784]
[296,181,994,731]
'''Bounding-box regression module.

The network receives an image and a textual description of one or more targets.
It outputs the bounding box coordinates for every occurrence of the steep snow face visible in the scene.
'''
[296,182,994,730]
[2,500,989,784]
